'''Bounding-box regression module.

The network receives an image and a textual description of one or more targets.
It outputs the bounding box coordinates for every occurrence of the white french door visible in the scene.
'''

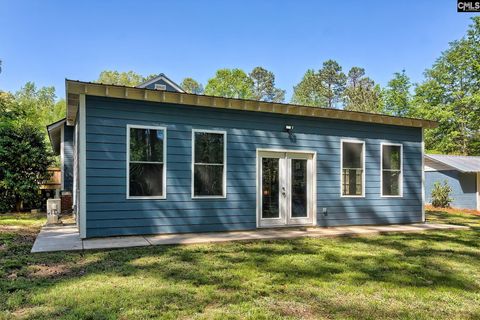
[257,150,315,228]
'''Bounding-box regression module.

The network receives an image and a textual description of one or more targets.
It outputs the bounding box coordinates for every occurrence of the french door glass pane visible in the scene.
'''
[129,163,163,196]
[291,159,308,218]
[194,165,224,196]
[262,158,280,218]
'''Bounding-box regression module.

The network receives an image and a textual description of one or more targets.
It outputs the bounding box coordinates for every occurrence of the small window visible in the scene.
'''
[192,130,226,198]
[154,84,167,90]
[381,144,402,197]
[341,140,365,197]
[127,125,166,198]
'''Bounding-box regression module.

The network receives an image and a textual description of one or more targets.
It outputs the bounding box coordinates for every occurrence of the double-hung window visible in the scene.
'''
[192,129,226,198]
[127,125,166,199]
[381,143,402,197]
[341,140,365,197]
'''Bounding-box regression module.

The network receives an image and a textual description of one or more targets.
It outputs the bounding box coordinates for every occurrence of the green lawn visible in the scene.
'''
[1,210,480,319]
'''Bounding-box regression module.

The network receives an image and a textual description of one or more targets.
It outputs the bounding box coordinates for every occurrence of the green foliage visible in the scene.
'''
[180,77,204,94]
[249,67,285,102]
[96,70,158,87]
[412,17,480,155]
[321,60,347,108]
[384,70,413,117]
[6,82,64,130]
[0,123,54,212]
[204,68,254,99]
[431,180,453,208]
[292,60,346,108]
[343,67,383,113]
[291,69,326,107]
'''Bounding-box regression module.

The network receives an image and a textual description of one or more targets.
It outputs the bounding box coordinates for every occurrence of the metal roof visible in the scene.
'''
[425,154,480,172]
[65,79,438,129]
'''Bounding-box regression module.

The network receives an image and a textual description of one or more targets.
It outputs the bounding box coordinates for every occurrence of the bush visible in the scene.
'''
[0,123,53,212]
[431,180,453,208]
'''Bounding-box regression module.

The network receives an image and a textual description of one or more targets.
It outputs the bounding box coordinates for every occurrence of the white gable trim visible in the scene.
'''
[136,74,185,92]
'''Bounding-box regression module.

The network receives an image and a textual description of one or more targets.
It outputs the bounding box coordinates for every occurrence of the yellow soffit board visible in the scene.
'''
[66,80,437,129]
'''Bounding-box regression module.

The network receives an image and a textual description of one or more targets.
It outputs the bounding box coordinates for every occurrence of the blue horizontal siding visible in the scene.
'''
[63,124,74,192]
[85,95,423,237]
[425,170,477,210]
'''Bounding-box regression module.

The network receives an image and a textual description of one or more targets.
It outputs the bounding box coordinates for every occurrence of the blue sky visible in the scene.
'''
[0,1,477,100]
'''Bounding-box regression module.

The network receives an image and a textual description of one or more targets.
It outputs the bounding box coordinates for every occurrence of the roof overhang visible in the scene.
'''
[65,79,438,129]
[425,154,480,173]
[46,118,66,155]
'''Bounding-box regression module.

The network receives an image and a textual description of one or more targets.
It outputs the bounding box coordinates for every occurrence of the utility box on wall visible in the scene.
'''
[46,199,61,225]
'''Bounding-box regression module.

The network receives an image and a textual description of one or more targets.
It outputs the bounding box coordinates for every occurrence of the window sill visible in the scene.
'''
[126,196,167,200]
[340,195,365,198]
[192,195,226,199]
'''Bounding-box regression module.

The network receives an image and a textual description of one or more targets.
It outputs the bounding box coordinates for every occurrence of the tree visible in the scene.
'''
[181,77,204,94]
[320,60,347,108]
[384,70,413,117]
[291,69,326,107]
[0,123,54,212]
[96,70,158,87]
[9,82,64,131]
[412,17,480,155]
[343,67,383,113]
[292,60,346,108]
[204,68,254,99]
[249,67,285,102]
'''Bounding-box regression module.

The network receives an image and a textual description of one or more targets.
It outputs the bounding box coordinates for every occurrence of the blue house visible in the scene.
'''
[48,75,436,239]
[425,154,480,211]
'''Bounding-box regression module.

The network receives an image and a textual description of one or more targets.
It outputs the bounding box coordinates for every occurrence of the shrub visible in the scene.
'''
[0,123,53,212]
[431,180,453,208]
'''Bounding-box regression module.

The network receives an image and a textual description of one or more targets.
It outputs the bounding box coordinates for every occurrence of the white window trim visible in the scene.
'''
[191,128,227,199]
[126,124,167,200]
[340,139,366,198]
[380,142,403,198]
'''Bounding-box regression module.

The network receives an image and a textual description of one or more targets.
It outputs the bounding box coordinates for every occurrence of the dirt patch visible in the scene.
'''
[28,264,71,278]
[269,299,317,319]
[426,205,480,216]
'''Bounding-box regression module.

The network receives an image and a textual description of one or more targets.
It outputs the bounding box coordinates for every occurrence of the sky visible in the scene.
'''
[0,1,478,100]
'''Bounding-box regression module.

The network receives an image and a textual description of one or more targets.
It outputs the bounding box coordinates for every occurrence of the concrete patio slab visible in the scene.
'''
[83,236,150,250]
[31,225,83,253]
[31,222,469,253]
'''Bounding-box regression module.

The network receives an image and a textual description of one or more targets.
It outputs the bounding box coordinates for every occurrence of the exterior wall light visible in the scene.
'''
[285,125,294,133]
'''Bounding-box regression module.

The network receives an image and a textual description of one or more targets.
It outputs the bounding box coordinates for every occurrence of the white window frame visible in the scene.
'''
[380,142,403,198]
[340,139,366,198]
[191,129,227,199]
[126,124,167,200]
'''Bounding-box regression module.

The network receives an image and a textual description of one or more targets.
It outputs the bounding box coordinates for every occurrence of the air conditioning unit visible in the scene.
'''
[46,199,61,225]
[154,84,167,90]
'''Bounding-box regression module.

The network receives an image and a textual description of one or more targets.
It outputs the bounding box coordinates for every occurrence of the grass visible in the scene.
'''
[1,209,480,319]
